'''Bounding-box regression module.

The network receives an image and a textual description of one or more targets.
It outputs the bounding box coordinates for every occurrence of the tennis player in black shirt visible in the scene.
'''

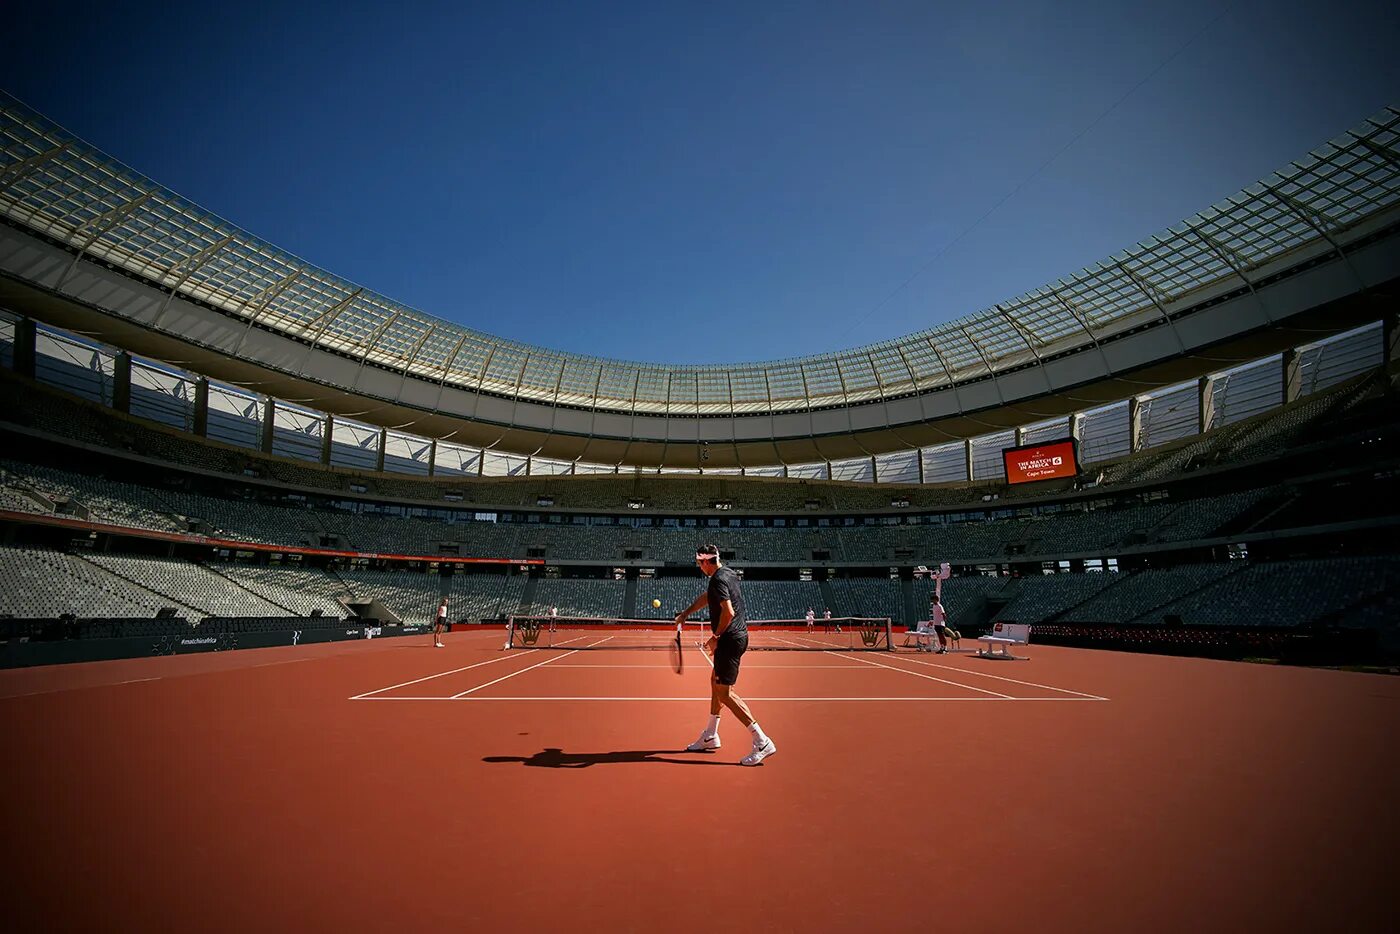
[675,544,776,766]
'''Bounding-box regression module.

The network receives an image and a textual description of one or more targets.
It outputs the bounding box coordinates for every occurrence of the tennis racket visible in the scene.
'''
[670,622,684,674]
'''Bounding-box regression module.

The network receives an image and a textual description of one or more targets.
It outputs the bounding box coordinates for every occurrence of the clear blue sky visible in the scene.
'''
[3,1,1397,364]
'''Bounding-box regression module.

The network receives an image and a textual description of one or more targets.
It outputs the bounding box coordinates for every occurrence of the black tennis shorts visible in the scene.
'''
[712,630,748,686]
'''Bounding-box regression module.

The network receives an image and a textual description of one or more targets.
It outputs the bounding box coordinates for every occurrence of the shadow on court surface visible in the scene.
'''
[483,748,738,768]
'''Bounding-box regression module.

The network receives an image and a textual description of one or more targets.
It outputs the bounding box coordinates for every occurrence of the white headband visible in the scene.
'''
[695,551,718,561]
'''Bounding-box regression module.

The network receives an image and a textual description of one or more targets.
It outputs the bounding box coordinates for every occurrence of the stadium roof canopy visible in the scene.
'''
[0,96,1397,467]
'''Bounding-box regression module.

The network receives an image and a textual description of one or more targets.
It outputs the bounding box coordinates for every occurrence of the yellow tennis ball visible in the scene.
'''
[652,599,662,608]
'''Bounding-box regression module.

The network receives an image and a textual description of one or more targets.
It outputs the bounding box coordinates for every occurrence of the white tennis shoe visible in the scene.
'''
[686,732,721,751]
[740,738,777,766]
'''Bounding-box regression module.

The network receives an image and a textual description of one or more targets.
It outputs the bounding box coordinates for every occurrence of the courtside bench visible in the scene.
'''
[977,622,1030,659]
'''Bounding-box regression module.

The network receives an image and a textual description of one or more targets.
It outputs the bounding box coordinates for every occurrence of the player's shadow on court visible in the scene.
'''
[483,747,737,768]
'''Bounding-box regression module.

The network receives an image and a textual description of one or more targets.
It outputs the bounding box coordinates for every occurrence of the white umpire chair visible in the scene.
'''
[904,620,939,652]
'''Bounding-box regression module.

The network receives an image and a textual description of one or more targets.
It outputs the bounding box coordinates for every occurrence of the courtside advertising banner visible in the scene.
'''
[1002,438,1078,484]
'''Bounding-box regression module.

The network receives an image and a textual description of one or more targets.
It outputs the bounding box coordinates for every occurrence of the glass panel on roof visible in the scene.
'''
[408,328,458,373]
[930,327,983,377]
[867,346,910,392]
[729,369,767,402]
[518,353,565,398]
[697,371,729,404]
[596,366,638,405]
[897,339,948,387]
[445,336,493,380]
[802,359,842,403]
[634,368,669,404]
[765,365,805,405]
[483,345,528,388]
[1058,262,1145,330]
[557,358,601,400]
[668,371,698,411]
[967,316,1028,371]
[837,353,879,393]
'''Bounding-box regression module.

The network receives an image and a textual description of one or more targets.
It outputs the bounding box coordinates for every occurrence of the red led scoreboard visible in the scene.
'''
[1002,438,1079,485]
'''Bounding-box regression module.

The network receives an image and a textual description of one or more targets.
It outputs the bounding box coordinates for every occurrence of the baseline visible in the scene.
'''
[351,695,1105,702]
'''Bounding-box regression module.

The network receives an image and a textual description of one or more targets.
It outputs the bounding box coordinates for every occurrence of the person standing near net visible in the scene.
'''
[675,544,776,766]
[433,597,449,649]
[805,607,815,632]
[823,607,838,633]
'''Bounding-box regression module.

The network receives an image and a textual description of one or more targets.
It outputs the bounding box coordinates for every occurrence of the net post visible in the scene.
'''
[882,617,894,651]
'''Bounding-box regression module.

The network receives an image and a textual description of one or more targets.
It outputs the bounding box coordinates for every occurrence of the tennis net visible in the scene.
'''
[507,615,893,651]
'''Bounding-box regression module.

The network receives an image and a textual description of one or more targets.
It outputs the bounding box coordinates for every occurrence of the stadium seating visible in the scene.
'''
[82,553,286,618]
[447,572,519,623]
[635,577,712,619]
[210,564,349,617]
[996,573,1120,624]
[334,568,444,625]
[737,581,827,622]
[1144,558,1398,628]
[828,577,899,622]
[0,546,173,618]
[527,578,626,619]
[1060,564,1240,624]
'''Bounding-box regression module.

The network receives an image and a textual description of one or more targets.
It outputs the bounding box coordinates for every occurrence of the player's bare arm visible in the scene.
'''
[674,592,708,627]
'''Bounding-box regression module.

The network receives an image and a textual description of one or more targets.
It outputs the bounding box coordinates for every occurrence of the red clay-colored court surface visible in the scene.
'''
[3,631,1396,933]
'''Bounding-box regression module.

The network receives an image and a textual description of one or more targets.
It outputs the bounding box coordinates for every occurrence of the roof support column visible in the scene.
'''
[1384,311,1400,381]
[12,317,36,378]
[1198,375,1217,435]
[376,428,387,472]
[260,398,275,454]
[1281,348,1302,405]
[427,439,438,477]
[112,351,132,414]
[321,415,334,465]
[963,438,974,484]
[1127,396,1143,454]
[193,377,209,438]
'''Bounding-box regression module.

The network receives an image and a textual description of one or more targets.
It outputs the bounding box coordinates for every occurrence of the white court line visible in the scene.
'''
[888,654,1110,700]
[830,650,1014,698]
[546,664,874,669]
[349,635,590,699]
[355,695,1106,702]
[447,635,612,698]
[2,676,163,700]
[774,632,1109,700]
[770,634,1013,698]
